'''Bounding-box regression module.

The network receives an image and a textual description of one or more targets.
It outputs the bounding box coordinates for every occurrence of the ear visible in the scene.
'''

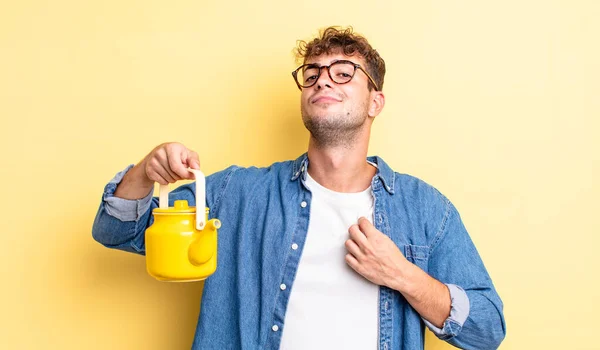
[367,91,385,118]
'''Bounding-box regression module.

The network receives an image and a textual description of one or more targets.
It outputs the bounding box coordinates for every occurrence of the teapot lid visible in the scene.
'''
[153,200,209,214]
[158,169,207,230]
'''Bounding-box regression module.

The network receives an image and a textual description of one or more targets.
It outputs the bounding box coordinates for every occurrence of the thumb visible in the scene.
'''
[184,149,201,170]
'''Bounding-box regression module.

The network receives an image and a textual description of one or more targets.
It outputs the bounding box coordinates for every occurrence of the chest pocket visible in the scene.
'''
[404,244,430,270]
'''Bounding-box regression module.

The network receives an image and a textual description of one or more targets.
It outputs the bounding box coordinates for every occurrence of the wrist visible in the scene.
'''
[388,259,418,294]
[114,162,154,199]
[133,160,154,187]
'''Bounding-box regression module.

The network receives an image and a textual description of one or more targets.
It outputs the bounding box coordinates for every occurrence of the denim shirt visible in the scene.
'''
[92,154,506,349]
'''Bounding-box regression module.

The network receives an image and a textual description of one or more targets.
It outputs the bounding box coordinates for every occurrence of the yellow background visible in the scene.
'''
[1,0,598,349]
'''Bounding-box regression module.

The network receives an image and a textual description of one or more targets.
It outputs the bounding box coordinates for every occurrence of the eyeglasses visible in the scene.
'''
[291,60,380,91]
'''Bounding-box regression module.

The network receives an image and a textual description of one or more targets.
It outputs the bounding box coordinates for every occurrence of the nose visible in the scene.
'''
[314,66,333,90]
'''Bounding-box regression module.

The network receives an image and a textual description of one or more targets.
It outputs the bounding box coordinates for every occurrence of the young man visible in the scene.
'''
[93,27,506,349]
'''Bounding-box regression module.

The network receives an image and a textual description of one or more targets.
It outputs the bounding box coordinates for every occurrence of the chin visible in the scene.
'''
[308,105,342,116]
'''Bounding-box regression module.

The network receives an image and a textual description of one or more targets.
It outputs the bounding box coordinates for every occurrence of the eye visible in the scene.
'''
[302,66,320,84]
[304,75,318,83]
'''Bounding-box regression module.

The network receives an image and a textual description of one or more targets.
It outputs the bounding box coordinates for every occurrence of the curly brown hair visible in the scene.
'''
[295,26,386,91]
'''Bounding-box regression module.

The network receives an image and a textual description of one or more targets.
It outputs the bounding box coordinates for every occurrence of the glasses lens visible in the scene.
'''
[301,66,320,87]
[330,62,355,84]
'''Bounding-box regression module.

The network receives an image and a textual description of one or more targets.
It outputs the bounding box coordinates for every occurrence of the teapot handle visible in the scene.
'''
[189,169,206,230]
[158,168,206,230]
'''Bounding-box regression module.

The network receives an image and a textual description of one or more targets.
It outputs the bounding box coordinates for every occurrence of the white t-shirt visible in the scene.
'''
[279,171,379,350]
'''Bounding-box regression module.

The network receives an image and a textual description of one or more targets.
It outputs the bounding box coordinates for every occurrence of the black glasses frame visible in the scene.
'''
[291,60,380,91]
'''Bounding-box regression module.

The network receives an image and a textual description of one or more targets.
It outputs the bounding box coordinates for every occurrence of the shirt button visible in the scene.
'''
[291,243,298,250]
[272,325,279,332]
[300,201,307,208]
[280,284,287,291]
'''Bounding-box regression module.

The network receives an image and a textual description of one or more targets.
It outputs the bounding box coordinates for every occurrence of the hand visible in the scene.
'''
[140,142,200,185]
[345,217,409,290]
[346,217,452,328]
[114,142,200,200]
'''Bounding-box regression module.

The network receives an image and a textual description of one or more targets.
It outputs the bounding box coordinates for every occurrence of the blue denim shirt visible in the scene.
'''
[92,154,506,349]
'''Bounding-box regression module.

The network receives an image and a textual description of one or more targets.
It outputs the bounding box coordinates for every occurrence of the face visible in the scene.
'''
[299,53,380,147]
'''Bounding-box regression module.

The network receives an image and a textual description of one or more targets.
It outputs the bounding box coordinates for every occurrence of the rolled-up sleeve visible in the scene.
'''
[422,284,470,337]
[103,165,153,222]
[92,165,157,254]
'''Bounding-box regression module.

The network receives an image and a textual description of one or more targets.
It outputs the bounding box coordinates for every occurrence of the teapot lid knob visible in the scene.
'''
[156,169,205,231]
[174,200,189,210]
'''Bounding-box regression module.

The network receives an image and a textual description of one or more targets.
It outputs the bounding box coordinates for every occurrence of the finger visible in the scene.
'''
[178,149,200,180]
[145,164,170,185]
[154,163,177,184]
[345,253,362,274]
[348,224,369,248]
[159,148,183,181]
[358,217,378,238]
[152,150,178,183]
[186,149,201,170]
[164,150,186,180]
[162,145,191,179]
[345,238,365,260]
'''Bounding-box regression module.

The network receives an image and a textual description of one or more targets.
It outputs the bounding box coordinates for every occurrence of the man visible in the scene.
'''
[93,27,506,349]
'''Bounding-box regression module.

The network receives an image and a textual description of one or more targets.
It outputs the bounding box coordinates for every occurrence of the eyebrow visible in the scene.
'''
[305,59,354,67]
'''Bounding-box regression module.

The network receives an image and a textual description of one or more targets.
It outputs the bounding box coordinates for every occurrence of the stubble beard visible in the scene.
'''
[301,103,368,149]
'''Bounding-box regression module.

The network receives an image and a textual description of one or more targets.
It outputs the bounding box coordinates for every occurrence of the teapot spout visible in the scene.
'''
[206,219,221,230]
[188,219,220,266]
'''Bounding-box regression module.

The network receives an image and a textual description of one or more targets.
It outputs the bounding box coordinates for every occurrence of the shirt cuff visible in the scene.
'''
[102,164,154,222]
[422,284,470,338]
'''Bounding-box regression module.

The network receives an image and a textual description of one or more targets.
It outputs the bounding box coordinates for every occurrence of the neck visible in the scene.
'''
[306,130,375,193]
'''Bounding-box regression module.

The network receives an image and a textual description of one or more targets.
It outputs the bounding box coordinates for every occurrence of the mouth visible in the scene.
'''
[311,95,342,104]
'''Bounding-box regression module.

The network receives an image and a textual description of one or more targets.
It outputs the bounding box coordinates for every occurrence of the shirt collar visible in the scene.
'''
[291,153,395,195]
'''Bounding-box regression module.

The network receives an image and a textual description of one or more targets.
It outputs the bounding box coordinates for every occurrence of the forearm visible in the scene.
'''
[424,200,505,347]
[90,165,154,254]
[92,203,151,253]
[390,262,451,328]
